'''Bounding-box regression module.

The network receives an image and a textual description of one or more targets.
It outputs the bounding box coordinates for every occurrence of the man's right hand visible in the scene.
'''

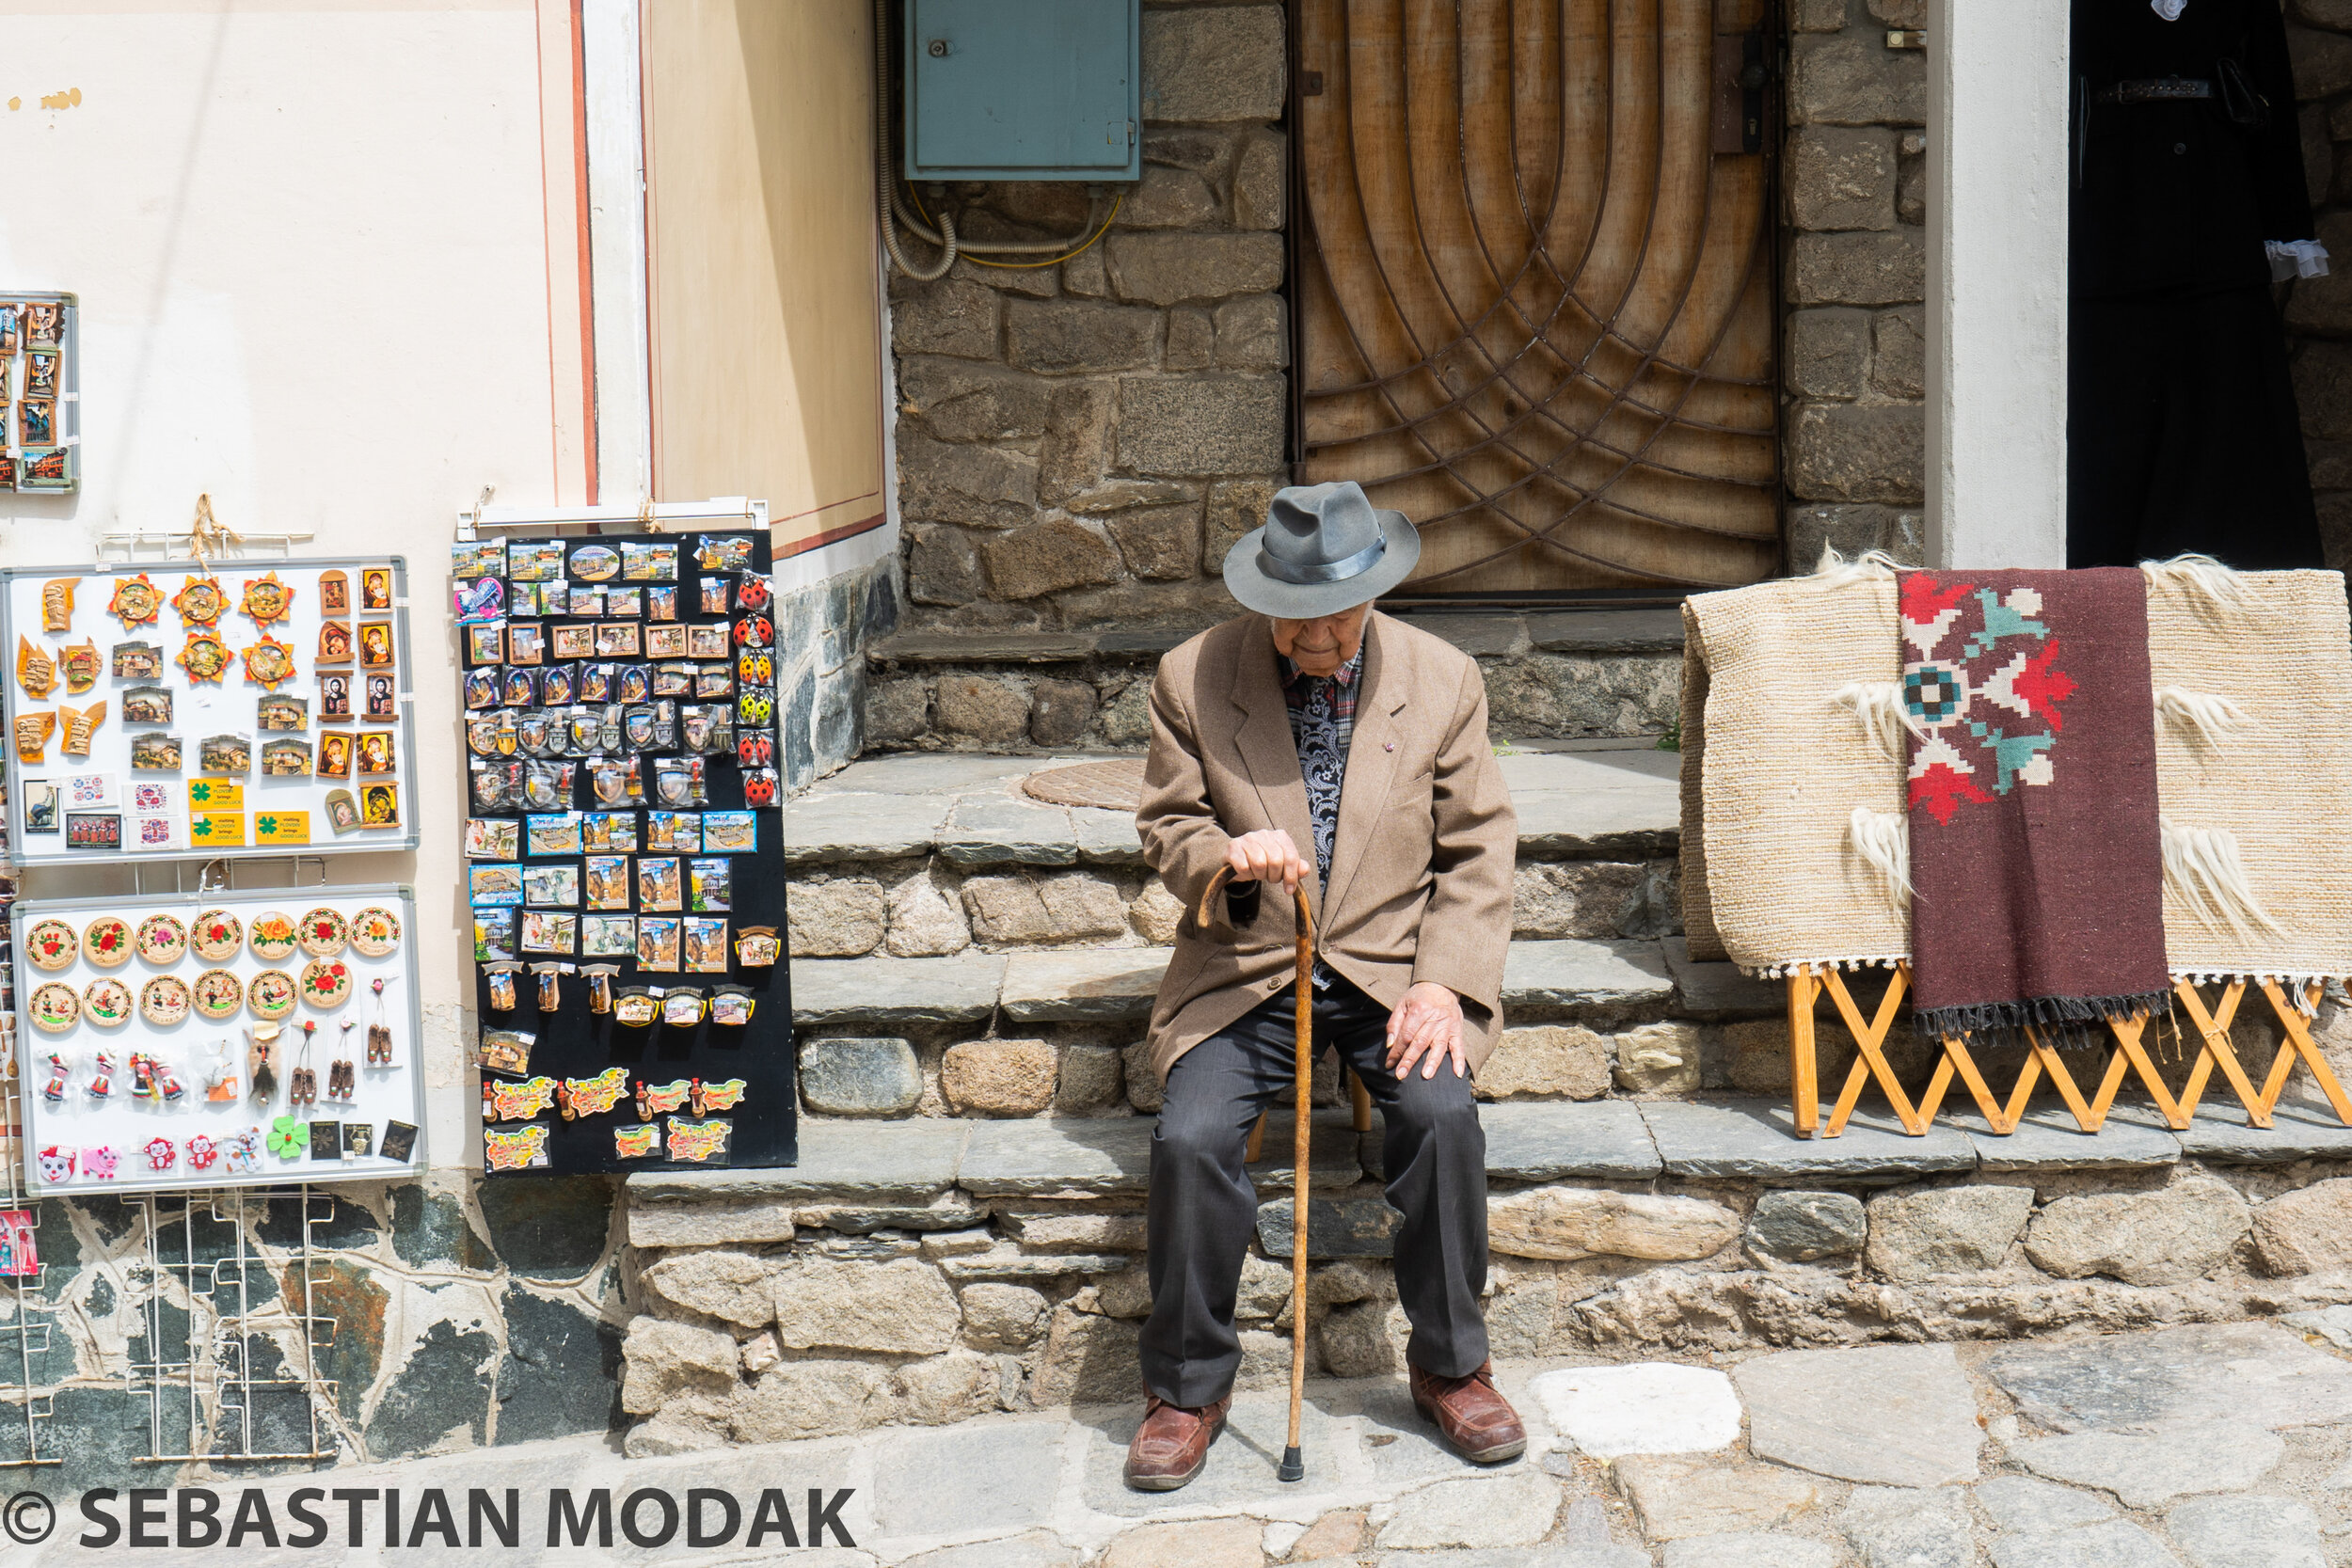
[1225,828,1306,894]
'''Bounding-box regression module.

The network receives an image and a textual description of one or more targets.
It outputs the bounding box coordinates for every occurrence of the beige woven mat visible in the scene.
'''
[2147,568,2352,980]
[1680,574,1906,974]
[1681,565,2352,982]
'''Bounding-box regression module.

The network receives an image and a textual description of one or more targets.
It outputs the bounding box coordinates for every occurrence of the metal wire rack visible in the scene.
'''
[132,1185,342,1464]
[0,1050,59,1470]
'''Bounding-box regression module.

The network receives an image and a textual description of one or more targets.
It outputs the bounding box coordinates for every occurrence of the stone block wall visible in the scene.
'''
[867,612,1686,753]
[1782,0,1927,570]
[2286,2,2352,569]
[889,3,1290,638]
[617,1111,2352,1454]
[0,1175,625,1491]
[778,555,900,794]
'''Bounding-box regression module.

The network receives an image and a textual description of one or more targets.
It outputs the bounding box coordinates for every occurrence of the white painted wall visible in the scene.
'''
[1927,0,2072,568]
[0,1,580,1167]
[583,0,654,506]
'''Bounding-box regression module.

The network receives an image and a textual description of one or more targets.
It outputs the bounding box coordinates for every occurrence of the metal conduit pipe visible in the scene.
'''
[875,0,956,278]
[873,0,1105,274]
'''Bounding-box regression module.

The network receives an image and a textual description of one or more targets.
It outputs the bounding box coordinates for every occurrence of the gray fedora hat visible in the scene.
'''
[1221,481,1421,619]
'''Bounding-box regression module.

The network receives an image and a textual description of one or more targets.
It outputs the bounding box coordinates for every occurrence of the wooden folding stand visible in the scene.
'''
[1787,963,2352,1138]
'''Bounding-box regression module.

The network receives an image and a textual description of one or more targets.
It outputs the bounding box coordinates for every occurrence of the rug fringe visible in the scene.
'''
[2154,685,2251,752]
[1914,990,2173,1042]
[1804,543,1917,588]
[2170,970,2339,1014]
[2160,818,2285,940]
[1832,680,1921,764]
[2140,553,2255,616]
[1847,806,1912,909]
[1741,956,1911,980]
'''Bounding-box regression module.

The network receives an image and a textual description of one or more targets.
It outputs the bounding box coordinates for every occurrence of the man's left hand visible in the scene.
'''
[1386,982,1466,1081]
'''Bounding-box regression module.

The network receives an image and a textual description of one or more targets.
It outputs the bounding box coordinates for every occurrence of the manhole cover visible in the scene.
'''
[1023,757,1147,811]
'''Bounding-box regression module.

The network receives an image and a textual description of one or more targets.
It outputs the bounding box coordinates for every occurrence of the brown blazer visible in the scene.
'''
[1136,610,1517,1083]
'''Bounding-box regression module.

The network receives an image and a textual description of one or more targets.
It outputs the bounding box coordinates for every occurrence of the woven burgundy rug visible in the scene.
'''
[1899,568,2169,1040]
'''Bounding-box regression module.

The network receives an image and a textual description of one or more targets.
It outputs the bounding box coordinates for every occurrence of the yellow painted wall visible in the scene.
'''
[644,0,887,556]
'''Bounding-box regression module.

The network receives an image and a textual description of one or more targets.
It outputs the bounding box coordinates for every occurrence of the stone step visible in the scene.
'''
[787,743,1681,869]
[627,1094,2334,1236]
[791,937,1680,1028]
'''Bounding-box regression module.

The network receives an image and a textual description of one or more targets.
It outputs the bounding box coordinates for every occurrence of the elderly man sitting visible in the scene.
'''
[1124,480,1523,1491]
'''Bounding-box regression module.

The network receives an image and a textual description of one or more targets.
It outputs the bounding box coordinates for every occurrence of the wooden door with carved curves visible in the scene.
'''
[1294,0,1780,594]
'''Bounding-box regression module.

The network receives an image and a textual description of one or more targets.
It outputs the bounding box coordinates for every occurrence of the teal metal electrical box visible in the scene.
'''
[904,0,1139,182]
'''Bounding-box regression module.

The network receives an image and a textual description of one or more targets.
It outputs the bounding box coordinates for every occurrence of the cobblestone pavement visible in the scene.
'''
[63,1316,2352,1566]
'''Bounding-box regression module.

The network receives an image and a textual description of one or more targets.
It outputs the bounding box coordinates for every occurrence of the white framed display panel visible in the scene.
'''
[10,884,426,1197]
[0,556,421,866]
[3,290,79,493]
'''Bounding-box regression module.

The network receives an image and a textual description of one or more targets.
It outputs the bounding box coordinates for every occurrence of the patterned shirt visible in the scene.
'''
[1279,644,1362,878]
[1280,644,1362,989]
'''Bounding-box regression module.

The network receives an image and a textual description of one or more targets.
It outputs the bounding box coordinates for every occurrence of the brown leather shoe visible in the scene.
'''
[1410,1359,1528,1464]
[1123,1394,1232,1491]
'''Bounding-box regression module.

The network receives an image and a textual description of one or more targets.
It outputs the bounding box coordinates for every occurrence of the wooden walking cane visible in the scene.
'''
[1199,862,1313,1483]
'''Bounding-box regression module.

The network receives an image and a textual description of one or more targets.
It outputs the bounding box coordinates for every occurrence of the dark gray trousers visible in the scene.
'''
[1140,976,1490,1407]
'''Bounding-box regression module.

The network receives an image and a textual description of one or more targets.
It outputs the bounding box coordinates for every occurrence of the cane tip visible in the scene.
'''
[1277,1446,1304,1482]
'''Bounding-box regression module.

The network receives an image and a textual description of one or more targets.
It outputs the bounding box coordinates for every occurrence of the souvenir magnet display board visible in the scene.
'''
[454,531,793,1174]
[11,886,425,1196]
[0,557,419,865]
[0,293,80,493]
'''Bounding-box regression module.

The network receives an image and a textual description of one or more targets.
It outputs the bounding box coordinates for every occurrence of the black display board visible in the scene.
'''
[455,530,794,1175]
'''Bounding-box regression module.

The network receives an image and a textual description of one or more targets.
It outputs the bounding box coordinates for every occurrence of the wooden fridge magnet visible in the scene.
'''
[40,578,76,634]
[239,572,294,629]
[15,637,55,699]
[240,634,295,689]
[57,639,99,695]
[106,574,162,628]
[178,630,231,683]
[172,575,227,627]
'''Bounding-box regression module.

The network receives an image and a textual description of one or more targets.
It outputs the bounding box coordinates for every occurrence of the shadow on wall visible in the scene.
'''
[2287,7,2352,569]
